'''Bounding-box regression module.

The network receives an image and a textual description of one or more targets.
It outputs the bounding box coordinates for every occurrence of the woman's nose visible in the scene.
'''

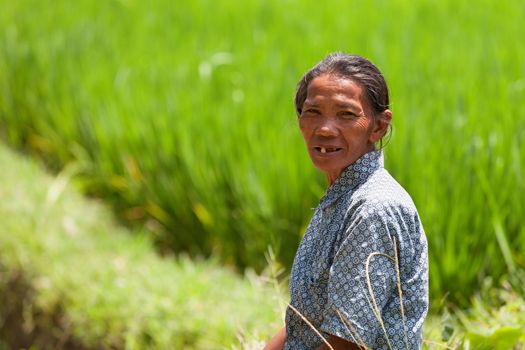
[315,120,338,137]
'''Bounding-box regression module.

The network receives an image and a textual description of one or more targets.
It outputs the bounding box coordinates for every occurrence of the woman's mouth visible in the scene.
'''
[315,146,342,154]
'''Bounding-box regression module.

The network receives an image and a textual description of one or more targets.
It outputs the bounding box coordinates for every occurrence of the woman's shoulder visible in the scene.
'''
[351,168,418,215]
[342,169,427,263]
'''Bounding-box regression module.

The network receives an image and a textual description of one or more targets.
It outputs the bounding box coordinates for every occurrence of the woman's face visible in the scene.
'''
[299,74,390,184]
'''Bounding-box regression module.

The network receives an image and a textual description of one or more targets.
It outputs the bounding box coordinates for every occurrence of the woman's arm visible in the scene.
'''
[316,335,365,350]
[263,327,286,350]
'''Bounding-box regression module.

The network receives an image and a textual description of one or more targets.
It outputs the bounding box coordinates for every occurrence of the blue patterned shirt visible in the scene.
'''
[285,150,428,349]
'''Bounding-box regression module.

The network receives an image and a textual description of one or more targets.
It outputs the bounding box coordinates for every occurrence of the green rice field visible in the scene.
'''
[0,0,524,309]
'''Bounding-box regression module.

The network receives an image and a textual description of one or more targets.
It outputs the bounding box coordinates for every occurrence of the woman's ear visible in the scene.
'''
[369,109,392,143]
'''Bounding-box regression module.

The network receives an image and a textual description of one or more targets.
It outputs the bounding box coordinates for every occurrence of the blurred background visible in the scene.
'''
[0,0,524,348]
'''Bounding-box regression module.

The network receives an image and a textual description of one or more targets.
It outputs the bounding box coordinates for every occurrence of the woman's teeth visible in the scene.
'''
[318,147,340,153]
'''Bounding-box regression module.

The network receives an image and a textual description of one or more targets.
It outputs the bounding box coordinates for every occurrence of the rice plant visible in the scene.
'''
[0,0,524,305]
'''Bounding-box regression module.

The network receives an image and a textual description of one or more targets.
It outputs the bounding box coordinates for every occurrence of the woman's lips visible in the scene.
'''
[314,146,343,154]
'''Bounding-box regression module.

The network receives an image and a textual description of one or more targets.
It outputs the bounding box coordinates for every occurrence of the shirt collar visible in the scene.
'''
[319,150,384,210]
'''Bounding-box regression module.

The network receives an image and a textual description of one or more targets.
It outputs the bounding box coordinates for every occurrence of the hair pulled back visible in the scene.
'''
[294,52,390,118]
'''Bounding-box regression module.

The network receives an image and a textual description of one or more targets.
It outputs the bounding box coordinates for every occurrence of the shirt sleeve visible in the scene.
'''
[318,206,400,348]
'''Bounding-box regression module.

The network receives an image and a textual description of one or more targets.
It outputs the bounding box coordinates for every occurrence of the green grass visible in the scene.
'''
[0,0,524,305]
[0,142,524,348]
[0,143,283,349]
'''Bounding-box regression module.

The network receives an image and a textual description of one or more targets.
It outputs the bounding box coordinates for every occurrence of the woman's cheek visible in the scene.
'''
[299,121,312,140]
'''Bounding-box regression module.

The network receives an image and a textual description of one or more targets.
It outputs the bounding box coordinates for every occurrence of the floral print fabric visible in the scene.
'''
[284,150,428,349]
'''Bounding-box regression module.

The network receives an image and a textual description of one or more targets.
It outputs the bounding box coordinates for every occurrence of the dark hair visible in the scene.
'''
[294,52,390,118]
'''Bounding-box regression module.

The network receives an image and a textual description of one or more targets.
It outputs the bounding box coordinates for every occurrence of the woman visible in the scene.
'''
[265,53,428,350]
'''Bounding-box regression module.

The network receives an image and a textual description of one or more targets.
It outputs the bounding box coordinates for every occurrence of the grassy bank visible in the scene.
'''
[0,143,283,349]
[0,0,524,305]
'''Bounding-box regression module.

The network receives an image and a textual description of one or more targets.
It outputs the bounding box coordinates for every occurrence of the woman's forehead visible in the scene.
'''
[305,75,365,105]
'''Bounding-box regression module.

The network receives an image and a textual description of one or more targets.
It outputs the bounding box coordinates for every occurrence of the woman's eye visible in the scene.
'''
[340,111,356,119]
[302,109,320,117]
